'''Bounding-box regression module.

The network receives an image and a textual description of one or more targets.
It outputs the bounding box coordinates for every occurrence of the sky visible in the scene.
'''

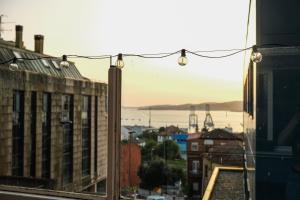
[1,0,249,107]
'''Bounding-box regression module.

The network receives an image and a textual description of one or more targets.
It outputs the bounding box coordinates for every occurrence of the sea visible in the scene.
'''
[121,108,243,133]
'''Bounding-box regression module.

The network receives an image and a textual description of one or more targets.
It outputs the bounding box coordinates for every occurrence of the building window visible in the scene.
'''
[94,96,98,175]
[193,182,199,191]
[42,93,51,179]
[30,92,37,177]
[257,73,268,139]
[192,160,200,174]
[191,142,198,151]
[82,95,91,177]
[62,95,73,185]
[12,90,24,176]
[244,63,254,115]
[247,63,254,116]
[243,76,248,112]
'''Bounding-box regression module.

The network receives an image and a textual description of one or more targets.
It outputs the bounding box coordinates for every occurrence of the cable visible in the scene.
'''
[124,50,181,59]
[1,44,300,66]
[186,47,253,59]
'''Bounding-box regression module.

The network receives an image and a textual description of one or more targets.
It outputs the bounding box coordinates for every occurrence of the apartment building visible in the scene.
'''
[0,25,107,192]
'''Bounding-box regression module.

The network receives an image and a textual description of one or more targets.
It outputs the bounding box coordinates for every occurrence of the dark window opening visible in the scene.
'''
[257,73,268,140]
[82,95,91,177]
[42,93,51,179]
[243,76,248,112]
[12,90,24,176]
[243,63,254,116]
[62,95,73,185]
[248,63,254,116]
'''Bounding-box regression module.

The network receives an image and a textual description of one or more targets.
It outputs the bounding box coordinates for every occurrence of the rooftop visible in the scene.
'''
[0,43,83,80]
[201,128,241,140]
[202,167,244,200]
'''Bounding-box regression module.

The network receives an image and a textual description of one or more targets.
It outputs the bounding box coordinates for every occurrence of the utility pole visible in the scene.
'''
[148,107,151,128]
[107,65,122,200]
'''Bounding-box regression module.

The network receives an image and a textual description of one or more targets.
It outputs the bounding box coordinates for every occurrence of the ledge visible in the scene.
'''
[0,185,106,200]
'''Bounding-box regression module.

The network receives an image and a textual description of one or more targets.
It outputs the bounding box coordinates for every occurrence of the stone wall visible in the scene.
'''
[0,66,107,192]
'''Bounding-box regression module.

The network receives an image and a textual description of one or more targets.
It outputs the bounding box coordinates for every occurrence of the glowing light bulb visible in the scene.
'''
[60,55,70,68]
[116,53,124,69]
[178,49,188,66]
[251,45,262,63]
[9,58,18,71]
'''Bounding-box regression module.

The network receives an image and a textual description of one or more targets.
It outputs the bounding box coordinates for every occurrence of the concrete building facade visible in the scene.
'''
[0,25,107,192]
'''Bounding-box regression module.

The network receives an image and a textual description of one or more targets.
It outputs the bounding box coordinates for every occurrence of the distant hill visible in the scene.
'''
[137,101,242,112]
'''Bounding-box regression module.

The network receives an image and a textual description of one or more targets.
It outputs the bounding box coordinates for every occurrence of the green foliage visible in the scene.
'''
[159,127,166,133]
[156,140,181,160]
[138,159,185,190]
[139,130,158,141]
[141,139,157,162]
[121,139,129,144]
[138,159,165,190]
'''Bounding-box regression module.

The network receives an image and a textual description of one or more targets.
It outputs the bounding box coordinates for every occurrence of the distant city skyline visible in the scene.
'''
[1,0,249,106]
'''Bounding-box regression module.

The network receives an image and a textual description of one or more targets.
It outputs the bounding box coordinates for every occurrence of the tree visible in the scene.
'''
[156,140,181,160]
[138,159,165,190]
[139,130,158,141]
[141,139,157,162]
[159,127,166,133]
[138,159,185,190]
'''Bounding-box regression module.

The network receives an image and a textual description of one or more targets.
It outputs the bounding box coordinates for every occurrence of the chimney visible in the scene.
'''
[34,35,44,54]
[15,25,23,48]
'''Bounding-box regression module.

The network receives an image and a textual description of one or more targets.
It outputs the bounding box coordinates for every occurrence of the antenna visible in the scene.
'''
[0,15,14,39]
[148,107,151,128]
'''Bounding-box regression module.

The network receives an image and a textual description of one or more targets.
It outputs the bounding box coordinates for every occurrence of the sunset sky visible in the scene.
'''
[1,0,249,106]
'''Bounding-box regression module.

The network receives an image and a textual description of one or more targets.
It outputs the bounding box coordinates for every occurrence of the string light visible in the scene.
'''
[60,55,70,68]
[251,45,262,63]
[9,57,18,71]
[178,49,188,66]
[2,44,293,68]
[115,53,124,69]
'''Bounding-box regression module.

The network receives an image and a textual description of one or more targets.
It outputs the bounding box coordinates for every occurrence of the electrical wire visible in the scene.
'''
[1,44,300,65]
[186,47,253,59]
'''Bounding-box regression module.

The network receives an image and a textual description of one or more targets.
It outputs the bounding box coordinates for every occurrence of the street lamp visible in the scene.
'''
[151,148,154,161]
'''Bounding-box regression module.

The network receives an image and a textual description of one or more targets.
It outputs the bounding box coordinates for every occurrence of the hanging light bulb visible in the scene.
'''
[115,53,124,69]
[60,55,70,68]
[9,57,19,71]
[178,49,188,66]
[251,45,262,63]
